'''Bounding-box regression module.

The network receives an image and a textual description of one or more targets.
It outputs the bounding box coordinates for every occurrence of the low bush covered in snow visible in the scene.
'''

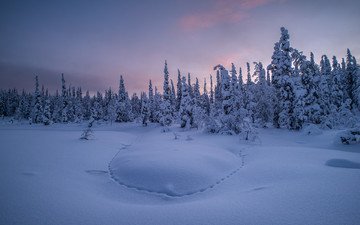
[338,127,360,145]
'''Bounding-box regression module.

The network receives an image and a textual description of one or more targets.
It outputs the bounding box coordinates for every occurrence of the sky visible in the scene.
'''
[0,0,359,95]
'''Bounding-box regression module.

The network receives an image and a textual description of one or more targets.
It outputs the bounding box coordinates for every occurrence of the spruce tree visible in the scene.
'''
[31,76,43,124]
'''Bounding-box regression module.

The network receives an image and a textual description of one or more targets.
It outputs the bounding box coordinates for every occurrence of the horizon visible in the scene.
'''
[1,0,359,94]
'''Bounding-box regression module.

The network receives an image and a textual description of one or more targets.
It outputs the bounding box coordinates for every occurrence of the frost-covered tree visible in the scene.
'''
[160,60,173,126]
[301,53,322,125]
[209,74,214,105]
[268,27,296,129]
[176,69,182,111]
[201,78,211,116]
[116,75,133,122]
[31,76,43,124]
[179,76,194,128]
[252,62,273,127]
[140,92,149,126]
[130,93,141,119]
[148,80,156,123]
[42,98,52,125]
[60,74,68,123]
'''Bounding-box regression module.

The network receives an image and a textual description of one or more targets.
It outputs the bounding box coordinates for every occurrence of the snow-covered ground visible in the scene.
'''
[0,122,359,225]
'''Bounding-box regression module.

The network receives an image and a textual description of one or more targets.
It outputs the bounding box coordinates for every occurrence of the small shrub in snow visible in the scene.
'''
[302,124,323,135]
[239,118,259,142]
[80,118,94,140]
[338,127,360,145]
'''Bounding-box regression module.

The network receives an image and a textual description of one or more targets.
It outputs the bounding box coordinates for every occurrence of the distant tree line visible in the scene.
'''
[0,27,359,133]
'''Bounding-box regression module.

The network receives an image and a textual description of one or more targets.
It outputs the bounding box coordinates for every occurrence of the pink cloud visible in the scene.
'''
[179,0,282,31]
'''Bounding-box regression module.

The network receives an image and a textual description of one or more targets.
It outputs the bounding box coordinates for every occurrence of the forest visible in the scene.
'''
[1,27,359,134]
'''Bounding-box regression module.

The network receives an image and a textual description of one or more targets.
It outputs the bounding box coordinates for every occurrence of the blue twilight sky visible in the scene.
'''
[0,0,359,94]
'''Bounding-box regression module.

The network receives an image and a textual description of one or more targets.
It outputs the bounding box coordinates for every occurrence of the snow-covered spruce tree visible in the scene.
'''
[245,62,256,123]
[148,80,156,123]
[179,76,194,128]
[116,75,133,122]
[238,67,246,110]
[209,74,214,105]
[51,90,61,123]
[301,53,322,125]
[252,62,273,127]
[201,78,211,116]
[187,73,193,98]
[319,55,332,127]
[153,86,162,123]
[230,63,246,132]
[130,93,141,120]
[345,49,358,109]
[106,89,117,125]
[31,76,43,124]
[140,92,149,126]
[65,86,76,123]
[82,90,92,121]
[213,69,222,117]
[170,79,176,111]
[176,69,182,112]
[329,56,353,127]
[216,65,236,134]
[331,56,345,110]
[4,89,19,118]
[192,77,206,128]
[91,92,104,121]
[230,63,241,112]
[42,97,52,125]
[268,27,296,129]
[74,87,84,123]
[291,49,307,129]
[15,90,31,121]
[60,74,69,123]
[159,60,173,127]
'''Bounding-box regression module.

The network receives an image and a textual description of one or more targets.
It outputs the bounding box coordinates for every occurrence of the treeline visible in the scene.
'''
[0,27,359,133]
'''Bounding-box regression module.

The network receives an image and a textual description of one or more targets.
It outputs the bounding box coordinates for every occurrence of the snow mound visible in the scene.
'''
[325,159,360,169]
[302,124,323,135]
[109,145,241,197]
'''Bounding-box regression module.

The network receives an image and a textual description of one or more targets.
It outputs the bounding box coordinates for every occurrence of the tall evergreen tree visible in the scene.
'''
[160,60,173,126]
[31,76,43,124]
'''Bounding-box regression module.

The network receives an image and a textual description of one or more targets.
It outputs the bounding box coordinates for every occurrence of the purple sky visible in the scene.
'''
[1,0,359,94]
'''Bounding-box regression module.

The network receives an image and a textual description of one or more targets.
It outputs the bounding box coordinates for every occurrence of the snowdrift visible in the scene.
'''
[109,144,241,197]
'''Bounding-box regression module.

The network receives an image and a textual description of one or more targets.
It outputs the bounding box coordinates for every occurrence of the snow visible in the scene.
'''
[1,122,360,225]
[109,134,242,197]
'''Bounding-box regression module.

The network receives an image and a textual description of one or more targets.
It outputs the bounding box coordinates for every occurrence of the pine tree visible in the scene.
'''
[140,92,149,126]
[201,78,211,116]
[319,55,332,127]
[60,74,69,123]
[130,93,141,119]
[42,97,52,125]
[301,52,322,125]
[179,76,194,128]
[176,69,182,112]
[160,60,173,126]
[268,27,296,129]
[188,73,193,98]
[209,75,214,105]
[31,76,43,124]
[116,75,133,122]
[170,79,176,111]
[148,80,156,122]
[253,62,272,127]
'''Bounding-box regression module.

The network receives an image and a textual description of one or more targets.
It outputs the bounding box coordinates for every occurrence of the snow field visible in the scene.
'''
[0,122,359,225]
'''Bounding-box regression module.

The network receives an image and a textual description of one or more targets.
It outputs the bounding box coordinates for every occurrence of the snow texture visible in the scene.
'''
[1,122,360,225]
